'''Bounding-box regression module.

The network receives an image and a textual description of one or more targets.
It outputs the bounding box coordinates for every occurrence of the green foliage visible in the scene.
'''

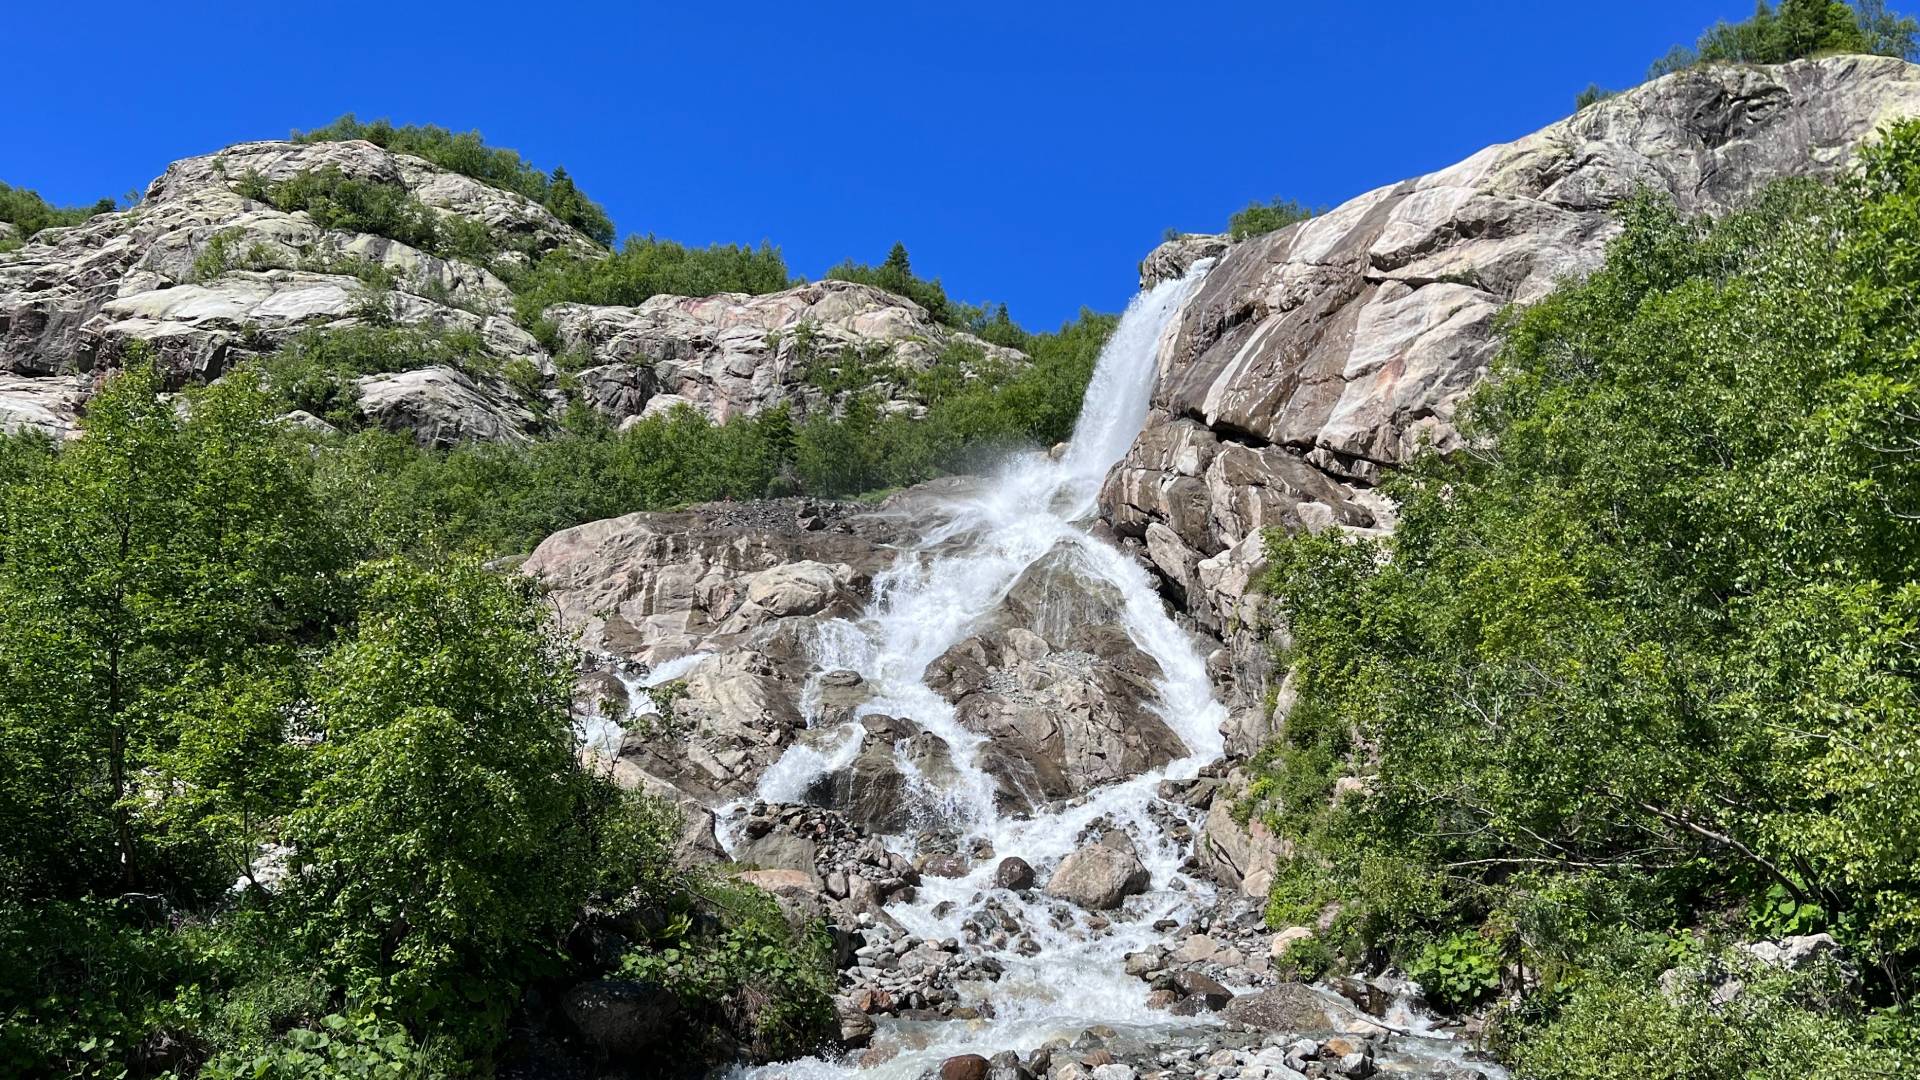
[1227,197,1315,241]
[280,557,640,1049]
[293,114,614,245]
[304,308,1118,556]
[0,357,347,902]
[827,243,958,324]
[0,358,726,1072]
[247,167,442,252]
[0,180,115,248]
[1499,942,1918,1079]
[1257,122,1920,1064]
[1574,83,1619,110]
[258,324,496,428]
[1647,1,1915,81]
[513,234,790,319]
[1407,932,1504,1011]
[192,228,292,282]
[617,878,836,1062]
[197,1012,450,1080]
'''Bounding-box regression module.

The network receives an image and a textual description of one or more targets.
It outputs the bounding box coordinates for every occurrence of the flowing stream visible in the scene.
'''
[729,265,1232,1077]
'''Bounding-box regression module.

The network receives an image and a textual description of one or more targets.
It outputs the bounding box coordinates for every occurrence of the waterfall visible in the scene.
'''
[734,264,1224,1078]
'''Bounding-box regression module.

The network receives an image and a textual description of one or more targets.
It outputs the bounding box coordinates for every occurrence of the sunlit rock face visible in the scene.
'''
[1105,55,1920,714]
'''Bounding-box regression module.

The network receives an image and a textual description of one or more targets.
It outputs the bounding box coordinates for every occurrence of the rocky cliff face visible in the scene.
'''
[1102,55,1920,741]
[0,141,1020,441]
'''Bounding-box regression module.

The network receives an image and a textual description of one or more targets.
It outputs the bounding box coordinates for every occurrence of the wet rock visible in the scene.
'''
[1171,970,1234,1010]
[1043,841,1150,911]
[834,999,875,1048]
[995,856,1035,890]
[987,1050,1034,1080]
[939,1053,991,1080]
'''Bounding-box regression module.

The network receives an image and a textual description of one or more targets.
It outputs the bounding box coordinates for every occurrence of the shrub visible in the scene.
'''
[616,877,837,1063]
[1256,122,1920,1064]
[514,234,790,320]
[0,181,115,247]
[258,325,495,429]
[293,114,614,245]
[1227,197,1315,240]
[826,243,957,324]
[1498,943,1917,1079]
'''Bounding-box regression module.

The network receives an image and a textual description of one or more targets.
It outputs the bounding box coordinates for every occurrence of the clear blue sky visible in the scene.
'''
[1,1,1751,329]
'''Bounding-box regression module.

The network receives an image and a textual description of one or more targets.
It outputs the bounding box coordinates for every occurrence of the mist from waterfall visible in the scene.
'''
[734,263,1225,1078]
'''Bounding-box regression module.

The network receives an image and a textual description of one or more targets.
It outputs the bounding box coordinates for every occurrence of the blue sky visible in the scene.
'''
[2,1,1749,328]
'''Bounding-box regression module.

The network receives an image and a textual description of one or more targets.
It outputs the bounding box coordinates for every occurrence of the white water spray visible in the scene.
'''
[734,265,1227,1078]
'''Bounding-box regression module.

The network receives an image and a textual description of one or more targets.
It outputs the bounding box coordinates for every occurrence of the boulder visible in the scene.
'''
[1043,841,1150,911]
[355,365,538,448]
[1139,232,1230,288]
[1221,983,1360,1033]
[994,856,1035,891]
[940,1053,991,1080]
[1171,970,1234,1010]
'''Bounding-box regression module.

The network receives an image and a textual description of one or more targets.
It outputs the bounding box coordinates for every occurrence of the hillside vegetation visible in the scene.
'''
[1249,119,1920,1079]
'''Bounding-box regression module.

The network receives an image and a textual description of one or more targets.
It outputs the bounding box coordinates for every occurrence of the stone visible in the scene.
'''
[988,1050,1035,1080]
[1271,926,1317,959]
[1100,56,1920,709]
[547,278,1028,424]
[995,856,1036,890]
[1221,983,1359,1033]
[1090,1065,1137,1080]
[1171,970,1234,1010]
[1140,232,1231,288]
[1043,841,1151,911]
[356,365,537,448]
[925,563,1190,811]
[941,1053,992,1080]
[834,999,875,1048]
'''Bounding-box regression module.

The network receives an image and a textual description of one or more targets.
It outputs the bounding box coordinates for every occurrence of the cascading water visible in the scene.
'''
[730,265,1229,1078]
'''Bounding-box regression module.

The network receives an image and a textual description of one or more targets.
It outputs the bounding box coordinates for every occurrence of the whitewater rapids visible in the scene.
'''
[732,265,1226,1078]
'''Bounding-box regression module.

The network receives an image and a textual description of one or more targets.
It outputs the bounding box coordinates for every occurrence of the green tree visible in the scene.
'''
[281,556,647,1047]
[0,358,344,900]
[1227,197,1316,240]
[1255,122,1920,1064]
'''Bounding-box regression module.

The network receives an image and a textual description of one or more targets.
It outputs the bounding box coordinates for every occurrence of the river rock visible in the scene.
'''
[939,1054,991,1080]
[1101,56,1920,710]
[1043,840,1150,911]
[994,856,1035,891]
[1171,969,1234,1010]
[1221,983,1360,1033]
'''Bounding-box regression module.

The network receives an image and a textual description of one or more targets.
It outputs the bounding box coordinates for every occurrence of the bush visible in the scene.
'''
[1227,197,1315,240]
[197,1012,451,1080]
[293,114,614,245]
[1645,2,1915,82]
[1255,121,1920,1064]
[258,324,495,429]
[616,877,837,1063]
[826,243,957,324]
[245,167,441,253]
[513,234,790,320]
[1498,942,1918,1079]
[0,181,115,248]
